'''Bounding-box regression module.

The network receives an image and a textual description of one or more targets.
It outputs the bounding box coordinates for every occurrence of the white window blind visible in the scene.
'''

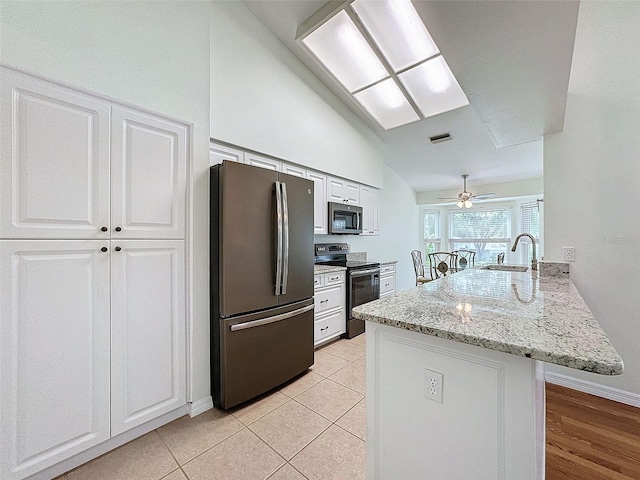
[422,210,440,255]
[449,209,511,265]
[521,201,540,240]
[449,209,510,241]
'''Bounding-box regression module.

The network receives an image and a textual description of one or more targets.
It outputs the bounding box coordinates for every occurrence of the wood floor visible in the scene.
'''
[546,383,640,480]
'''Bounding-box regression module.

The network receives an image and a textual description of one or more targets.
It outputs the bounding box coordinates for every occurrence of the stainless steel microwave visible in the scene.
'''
[328,202,362,235]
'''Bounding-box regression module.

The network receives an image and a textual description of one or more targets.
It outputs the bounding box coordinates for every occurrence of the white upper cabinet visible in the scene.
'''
[0,68,187,241]
[282,162,306,178]
[245,152,281,171]
[111,108,187,239]
[328,176,360,205]
[306,170,328,234]
[360,185,380,236]
[0,240,111,479]
[0,68,111,239]
[110,240,186,436]
[210,142,244,165]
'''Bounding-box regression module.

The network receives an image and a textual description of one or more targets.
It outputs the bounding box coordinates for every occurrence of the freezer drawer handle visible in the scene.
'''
[229,304,315,332]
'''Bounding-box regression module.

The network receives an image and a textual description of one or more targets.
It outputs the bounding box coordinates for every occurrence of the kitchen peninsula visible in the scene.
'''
[353,265,623,480]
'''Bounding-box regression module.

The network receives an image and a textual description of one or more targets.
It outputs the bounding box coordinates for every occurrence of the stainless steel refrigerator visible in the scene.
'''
[210,161,315,409]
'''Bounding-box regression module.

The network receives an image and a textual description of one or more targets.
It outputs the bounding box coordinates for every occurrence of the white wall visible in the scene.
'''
[0,1,212,404]
[544,2,640,397]
[315,164,419,293]
[210,1,384,189]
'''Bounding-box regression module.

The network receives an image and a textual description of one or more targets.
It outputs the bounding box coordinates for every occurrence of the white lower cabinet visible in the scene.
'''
[379,262,397,299]
[313,271,346,347]
[0,240,186,480]
[0,241,111,480]
[110,240,186,436]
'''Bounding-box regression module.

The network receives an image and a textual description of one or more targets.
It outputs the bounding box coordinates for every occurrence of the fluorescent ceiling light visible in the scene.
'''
[301,10,388,93]
[399,56,469,118]
[351,0,439,71]
[297,0,468,130]
[353,78,420,130]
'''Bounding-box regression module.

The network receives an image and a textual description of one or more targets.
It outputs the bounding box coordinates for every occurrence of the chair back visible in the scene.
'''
[411,250,434,286]
[427,252,458,279]
[452,249,476,270]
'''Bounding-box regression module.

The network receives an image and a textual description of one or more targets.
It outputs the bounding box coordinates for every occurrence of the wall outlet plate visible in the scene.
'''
[562,247,575,262]
[424,368,444,404]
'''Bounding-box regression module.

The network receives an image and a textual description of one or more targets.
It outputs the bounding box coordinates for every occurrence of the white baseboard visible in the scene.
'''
[545,371,640,408]
[188,395,214,417]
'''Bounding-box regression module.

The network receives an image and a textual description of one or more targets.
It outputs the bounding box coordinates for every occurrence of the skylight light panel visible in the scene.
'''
[351,0,440,72]
[353,78,420,130]
[399,56,469,118]
[301,10,388,93]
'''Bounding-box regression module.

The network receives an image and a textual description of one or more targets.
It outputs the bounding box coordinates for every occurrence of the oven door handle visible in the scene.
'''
[350,268,381,277]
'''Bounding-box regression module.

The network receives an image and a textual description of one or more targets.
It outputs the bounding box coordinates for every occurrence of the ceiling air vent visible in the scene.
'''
[429,132,453,144]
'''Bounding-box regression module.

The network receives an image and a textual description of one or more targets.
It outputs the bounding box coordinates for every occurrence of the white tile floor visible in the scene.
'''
[55,334,367,480]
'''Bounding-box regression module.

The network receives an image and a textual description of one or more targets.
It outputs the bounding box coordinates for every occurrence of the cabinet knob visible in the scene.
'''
[101,247,108,252]
[320,326,329,332]
[320,299,329,304]
[101,226,108,232]
[115,226,122,232]
[115,246,122,252]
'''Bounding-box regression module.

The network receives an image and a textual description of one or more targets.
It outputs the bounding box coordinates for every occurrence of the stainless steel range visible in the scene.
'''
[314,243,380,339]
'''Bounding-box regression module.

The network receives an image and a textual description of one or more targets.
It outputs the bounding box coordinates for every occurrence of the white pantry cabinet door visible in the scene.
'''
[110,240,186,436]
[0,240,111,480]
[111,108,187,240]
[307,170,327,234]
[210,142,244,165]
[0,67,111,240]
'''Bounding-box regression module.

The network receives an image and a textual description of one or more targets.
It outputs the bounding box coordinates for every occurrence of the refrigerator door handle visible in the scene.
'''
[229,304,314,331]
[281,182,289,295]
[275,181,283,296]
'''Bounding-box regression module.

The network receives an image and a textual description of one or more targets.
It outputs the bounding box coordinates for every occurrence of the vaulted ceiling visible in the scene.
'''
[243,0,579,193]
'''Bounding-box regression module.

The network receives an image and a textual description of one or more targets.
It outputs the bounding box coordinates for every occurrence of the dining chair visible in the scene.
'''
[410,250,432,286]
[427,252,458,279]
[452,249,476,271]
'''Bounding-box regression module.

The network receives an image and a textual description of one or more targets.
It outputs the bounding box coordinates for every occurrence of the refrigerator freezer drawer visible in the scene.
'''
[215,301,314,409]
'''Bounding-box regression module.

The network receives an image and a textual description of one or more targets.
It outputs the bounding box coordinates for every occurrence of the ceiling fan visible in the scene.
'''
[439,174,496,208]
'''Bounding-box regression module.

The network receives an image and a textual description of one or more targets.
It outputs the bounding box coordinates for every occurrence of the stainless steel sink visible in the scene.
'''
[481,264,529,272]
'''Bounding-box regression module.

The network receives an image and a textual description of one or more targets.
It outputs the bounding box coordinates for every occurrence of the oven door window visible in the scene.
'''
[349,271,380,316]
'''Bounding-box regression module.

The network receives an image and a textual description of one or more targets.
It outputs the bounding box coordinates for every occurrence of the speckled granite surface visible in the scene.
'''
[314,264,347,274]
[372,259,398,265]
[353,268,623,375]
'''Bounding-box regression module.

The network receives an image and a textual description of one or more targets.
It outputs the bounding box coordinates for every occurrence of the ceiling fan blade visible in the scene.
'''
[472,193,496,199]
[437,197,460,200]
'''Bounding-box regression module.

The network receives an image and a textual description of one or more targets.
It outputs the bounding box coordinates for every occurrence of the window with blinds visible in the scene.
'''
[449,209,511,264]
[520,201,541,264]
[521,201,540,240]
[423,209,440,256]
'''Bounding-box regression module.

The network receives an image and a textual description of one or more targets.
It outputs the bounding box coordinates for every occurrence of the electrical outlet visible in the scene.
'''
[562,247,575,262]
[424,368,444,404]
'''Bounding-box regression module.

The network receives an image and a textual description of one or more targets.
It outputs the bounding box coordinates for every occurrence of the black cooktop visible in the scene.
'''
[314,243,379,270]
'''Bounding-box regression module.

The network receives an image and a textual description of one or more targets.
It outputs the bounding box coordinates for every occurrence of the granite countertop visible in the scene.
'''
[314,264,347,274]
[371,259,398,265]
[352,268,623,375]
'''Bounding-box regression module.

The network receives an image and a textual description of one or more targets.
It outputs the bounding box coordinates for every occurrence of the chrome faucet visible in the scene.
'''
[511,233,538,271]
